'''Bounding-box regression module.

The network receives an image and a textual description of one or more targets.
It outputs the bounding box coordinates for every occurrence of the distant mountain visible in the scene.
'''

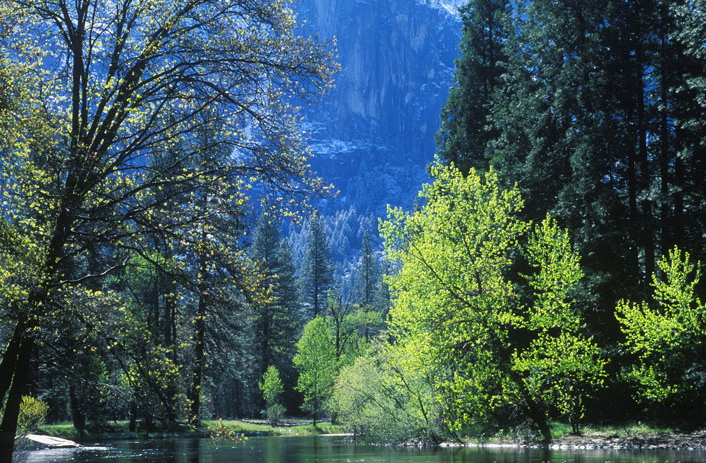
[294,0,463,217]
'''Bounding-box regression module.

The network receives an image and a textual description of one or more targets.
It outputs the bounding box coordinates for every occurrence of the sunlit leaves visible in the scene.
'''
[381,161,528,432]
[616,248,706,405]
[381,161,605,438]
[293,316,336,422]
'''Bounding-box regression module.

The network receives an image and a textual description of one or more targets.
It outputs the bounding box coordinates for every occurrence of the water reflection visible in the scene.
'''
[13,436,706,463]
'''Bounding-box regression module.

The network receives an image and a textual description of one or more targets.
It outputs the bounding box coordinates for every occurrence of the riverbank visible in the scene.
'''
[446,429,706,452]
[36,421,706,452]
[542,430,706,451]
[36,419,344,443]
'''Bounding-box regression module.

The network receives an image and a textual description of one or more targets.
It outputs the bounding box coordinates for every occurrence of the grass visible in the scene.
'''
[459,420,679,445]
[203,419,345,437]
[36,423,84,441]
[37,419,347,441]
[38,419,674,445]
[583,422,674,437]
[548,421,677,440]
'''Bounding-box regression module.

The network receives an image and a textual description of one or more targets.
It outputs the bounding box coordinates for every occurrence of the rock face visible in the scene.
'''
[295,0,463,215]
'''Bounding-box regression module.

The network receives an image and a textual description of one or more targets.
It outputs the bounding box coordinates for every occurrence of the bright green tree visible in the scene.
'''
[260,365,284,406]
[16,397,49,438]
[381,160,536,437]
[332,340,441,443]
[259,365,285,425]
[615,247,706,420]
[293,317,336,425]
[381,161,605,442]
[512,216,606,434]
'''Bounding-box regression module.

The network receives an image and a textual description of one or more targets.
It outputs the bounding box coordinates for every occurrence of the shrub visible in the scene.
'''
[265,404,286,426]
[17,396,49,436]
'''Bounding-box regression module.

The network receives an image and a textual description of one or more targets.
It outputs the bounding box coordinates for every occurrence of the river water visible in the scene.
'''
[13,435,706,463]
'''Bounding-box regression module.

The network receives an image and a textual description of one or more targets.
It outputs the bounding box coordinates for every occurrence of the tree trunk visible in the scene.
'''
[70,383,86,441]
[189,244,208,427]
[509,370,552,443]
[0,329,34,463]
[129,397,137,433]
[189,300,206,427]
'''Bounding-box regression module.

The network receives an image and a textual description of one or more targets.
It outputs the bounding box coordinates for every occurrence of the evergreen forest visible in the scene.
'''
[1,0,706,461]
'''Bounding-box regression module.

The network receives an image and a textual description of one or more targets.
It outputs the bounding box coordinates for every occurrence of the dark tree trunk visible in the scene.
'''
[0,328,34,463]
[129,397,137,433]
[189,244,208,427]
[70,384,86,440]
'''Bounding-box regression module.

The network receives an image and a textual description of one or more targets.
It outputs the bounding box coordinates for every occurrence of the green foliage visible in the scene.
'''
[293,317,337,424]
[17,396,49,437]
[354,229,380,310]
[381,160,528,433]
[251,213,303,412]
[325,292,376,367]
[210,419,247,446]
[380,161,605,441]
[264,404,286,426]
[513,216,606,434]
[439,0,706,348]
[436,0,509,172]
[616,248,706,409]
[0,0,337,453]
[332,341,442,443]
[260,365,286,425]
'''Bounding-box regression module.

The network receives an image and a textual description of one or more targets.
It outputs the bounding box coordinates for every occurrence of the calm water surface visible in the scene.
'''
[13,435,706,463]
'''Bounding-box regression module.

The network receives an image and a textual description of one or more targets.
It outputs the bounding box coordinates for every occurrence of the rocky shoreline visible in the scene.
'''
[443,431,706,452]
[546,431,706,451]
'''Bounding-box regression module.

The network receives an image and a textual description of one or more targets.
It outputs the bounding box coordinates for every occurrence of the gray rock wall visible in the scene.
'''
[295,0,463,214]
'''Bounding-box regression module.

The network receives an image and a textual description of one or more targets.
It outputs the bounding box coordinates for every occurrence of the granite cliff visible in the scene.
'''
[295,0,464,216]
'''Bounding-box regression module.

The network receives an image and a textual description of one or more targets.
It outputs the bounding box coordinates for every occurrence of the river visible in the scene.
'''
[13,435,706,463]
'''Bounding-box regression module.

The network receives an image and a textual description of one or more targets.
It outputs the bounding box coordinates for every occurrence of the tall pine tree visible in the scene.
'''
[251,212,302,410]
[436,0,510,172]
[441,0,706,340]
[304,211,334,318]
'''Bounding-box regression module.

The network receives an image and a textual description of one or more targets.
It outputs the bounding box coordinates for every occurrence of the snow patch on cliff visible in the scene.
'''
[417,0,464,17]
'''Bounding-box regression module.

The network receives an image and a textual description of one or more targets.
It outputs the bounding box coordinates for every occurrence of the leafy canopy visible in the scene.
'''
[380,160,605,439]
[616,247,706,405]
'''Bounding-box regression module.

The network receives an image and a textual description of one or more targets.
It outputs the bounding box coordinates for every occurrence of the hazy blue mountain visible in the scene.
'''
[295,0,464,217]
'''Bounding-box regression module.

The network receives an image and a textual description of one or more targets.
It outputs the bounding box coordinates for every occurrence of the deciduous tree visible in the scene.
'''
[293,317,336,425]
[381,161,605,442]
[616,247,706,423]
[0,0,335,458]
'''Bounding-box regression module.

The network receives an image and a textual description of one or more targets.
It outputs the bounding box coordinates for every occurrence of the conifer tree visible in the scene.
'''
[304,211,334,318]
[251,212,302,408]
[355,229,379,309]
[439,0,706,342]
[436,0,509,172]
